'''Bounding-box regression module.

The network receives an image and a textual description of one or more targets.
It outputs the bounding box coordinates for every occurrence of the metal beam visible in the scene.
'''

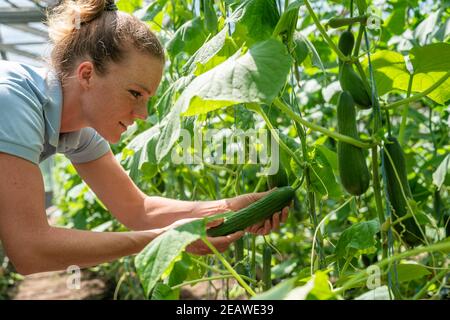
[5,23,48,38]
[0,8,46,24]
[0,43,41,60]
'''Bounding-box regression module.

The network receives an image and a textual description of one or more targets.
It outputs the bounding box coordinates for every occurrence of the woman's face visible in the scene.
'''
[80,49,164,143]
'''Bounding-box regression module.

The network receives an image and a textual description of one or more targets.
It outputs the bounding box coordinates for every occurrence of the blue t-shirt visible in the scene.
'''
[0,61,110,164]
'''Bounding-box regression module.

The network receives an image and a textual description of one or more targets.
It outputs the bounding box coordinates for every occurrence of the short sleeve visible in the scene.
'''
[0,82,44,164]
[62,127,111,164]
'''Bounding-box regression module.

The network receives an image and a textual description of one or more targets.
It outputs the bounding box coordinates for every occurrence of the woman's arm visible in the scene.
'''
[0,153,163,274]
[0,153,241,275]
[73,151,288,232]
[73,151,229,230]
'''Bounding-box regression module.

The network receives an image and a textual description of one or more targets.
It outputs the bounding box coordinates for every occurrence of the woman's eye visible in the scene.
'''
[129,90,142,99]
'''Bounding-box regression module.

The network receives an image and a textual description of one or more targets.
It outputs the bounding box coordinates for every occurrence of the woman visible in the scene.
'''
[0,0,289,275]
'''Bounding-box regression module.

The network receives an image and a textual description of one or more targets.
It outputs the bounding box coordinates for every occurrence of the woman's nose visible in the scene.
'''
[132,103,148,120]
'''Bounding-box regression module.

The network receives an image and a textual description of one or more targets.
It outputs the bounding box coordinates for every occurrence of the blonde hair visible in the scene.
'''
[47,0,165,80]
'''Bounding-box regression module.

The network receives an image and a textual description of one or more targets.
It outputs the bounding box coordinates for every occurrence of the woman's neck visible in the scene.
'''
[59,77,87,133]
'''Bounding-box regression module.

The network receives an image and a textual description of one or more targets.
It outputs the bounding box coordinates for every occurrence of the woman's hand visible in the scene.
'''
[223,189,291,236]
[162,217,243,255]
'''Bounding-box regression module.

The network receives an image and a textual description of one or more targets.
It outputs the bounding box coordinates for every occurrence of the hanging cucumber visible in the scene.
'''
[336,91,370,196]
[339,62,372,109]
[267,165,289,189]
[207,187,295,237]
[383,137,423,245]
[338,30,355,57]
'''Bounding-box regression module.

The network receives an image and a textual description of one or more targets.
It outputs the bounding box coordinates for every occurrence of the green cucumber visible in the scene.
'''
[384,137,423,245]
[339,62,372,109]
[338,30,355,57]
[337,91,370,196]
[207,187,295,237]
[267,165,288,189]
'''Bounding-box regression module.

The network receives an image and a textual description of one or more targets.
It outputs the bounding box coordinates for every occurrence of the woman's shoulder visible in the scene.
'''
[0,60,47,83]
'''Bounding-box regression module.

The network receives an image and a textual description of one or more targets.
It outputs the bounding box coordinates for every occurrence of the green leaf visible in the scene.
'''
[433,154,450,190]
[151,283,179,300]
[272,1,302,43]
[117,0,142,13]
[184,26,228,74]
[385,4,407,36]
[284,271,334,300]
[409,43,450,74]
[362,43,450,104]
[167,17,208,56]
[135,219,206,297]
[292,34,309,64]
[354,0,367,15]
[179,39,292,116]
[203,0,218,33]
[232,0,280,46]
[335,220,380,259]
[309,147,341,199]
[251,277,297,300]
[396,262,431,283]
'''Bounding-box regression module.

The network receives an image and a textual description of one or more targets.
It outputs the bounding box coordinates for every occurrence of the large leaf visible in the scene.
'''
[232,0,280,46]
[252,277,297,300]
[135,219,206,297]
[179,39,292,116]
[362,43,450,104]
[183,26,228,74]
[309,146,341,200]
[167,17,208,56]
[335,220,380,259]
[284,271,334,300]
[396,262,431,283]
[385,4,407,36]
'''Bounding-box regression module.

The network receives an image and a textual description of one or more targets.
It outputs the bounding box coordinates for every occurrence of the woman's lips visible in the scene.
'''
[119,121,127,130]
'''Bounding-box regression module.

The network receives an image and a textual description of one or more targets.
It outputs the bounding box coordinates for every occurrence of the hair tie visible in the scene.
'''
[104,1,118,11]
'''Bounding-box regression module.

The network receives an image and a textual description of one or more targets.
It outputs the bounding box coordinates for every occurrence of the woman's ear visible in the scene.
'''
[76,61,95,89]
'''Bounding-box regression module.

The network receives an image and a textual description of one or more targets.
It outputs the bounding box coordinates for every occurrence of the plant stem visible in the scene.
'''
[371,147,387,260]
[398,74,414,146]
[273,98,373,148]
[303,0,349,62]
[202,237,256,297]
[249,104,303,168]
[353,23,365,57]
[334,240,450,294]
[413,267,448,300]
[383,72,450,110]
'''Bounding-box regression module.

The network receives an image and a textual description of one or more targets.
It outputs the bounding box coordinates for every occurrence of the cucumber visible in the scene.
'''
[338,30,355,57]
[339,62,372,109]
[207,187,295,237]
[267,165,288,189]
[336,91,370,196]
[327,16,368,29]
[383,137,423,245]
[262,244,272,290]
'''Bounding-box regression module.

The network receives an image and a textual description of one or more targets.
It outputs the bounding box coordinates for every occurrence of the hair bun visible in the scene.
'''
[104,1,118,11]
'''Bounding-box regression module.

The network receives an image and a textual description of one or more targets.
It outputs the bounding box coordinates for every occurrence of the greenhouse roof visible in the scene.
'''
[0,0,58,65]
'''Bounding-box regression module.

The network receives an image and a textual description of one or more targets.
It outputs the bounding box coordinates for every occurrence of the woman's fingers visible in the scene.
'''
[281,206,289,223]
[272,212,281,231]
